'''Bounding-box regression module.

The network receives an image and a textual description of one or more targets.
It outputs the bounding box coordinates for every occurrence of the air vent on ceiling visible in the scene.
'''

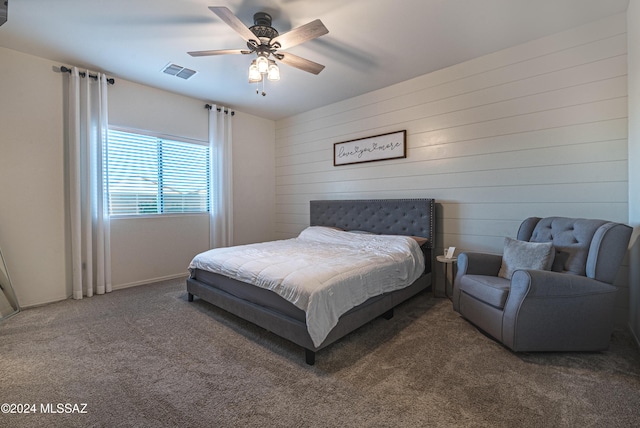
[161,63,197,80]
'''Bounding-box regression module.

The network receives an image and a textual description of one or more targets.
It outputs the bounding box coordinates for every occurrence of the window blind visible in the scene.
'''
[107,129,209,216]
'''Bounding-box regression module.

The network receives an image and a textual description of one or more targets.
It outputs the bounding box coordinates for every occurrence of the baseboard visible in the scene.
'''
[21,293,72,309]
[112,273,189,291]
[18,274,189,310]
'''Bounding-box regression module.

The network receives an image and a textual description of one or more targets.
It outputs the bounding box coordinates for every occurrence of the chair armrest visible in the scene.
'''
[453,252,502,311]
[456,252,502,278]
[509,269,617,298]
[502,269,617,351]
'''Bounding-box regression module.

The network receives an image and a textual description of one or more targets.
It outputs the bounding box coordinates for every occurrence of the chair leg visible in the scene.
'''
[305,349,316,365]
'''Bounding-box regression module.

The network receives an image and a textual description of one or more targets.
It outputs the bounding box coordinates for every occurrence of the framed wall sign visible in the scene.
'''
[334,130,406,166]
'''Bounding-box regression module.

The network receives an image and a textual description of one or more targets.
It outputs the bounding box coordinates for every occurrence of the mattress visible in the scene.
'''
[188,226,425,346]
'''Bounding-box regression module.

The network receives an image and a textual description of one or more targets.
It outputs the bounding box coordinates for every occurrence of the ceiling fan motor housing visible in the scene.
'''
[248,12,279,47]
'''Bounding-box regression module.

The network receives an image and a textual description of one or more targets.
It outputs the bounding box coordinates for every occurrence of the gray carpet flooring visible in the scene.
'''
[1,278,639,428]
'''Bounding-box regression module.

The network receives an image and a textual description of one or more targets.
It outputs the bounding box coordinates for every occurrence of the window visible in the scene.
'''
[106,128,209,216]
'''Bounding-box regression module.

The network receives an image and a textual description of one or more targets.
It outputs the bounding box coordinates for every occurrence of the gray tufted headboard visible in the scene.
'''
[309,199,435,248]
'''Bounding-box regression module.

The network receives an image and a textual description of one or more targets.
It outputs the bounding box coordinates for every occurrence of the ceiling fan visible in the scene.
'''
[188,7,329,95]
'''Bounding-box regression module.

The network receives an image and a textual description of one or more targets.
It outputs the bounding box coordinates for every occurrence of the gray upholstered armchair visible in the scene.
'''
[452,217,632,352]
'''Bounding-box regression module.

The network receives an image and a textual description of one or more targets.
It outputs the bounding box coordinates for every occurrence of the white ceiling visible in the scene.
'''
[0,0,630,120]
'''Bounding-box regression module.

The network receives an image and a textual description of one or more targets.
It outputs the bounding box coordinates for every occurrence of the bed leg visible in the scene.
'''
[187,293,194,302]
[381,308,394,320]
[305,349,316,366]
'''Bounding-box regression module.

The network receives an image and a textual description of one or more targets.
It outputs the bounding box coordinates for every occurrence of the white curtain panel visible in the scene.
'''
[67,67,112,299]
[208,105,234,248]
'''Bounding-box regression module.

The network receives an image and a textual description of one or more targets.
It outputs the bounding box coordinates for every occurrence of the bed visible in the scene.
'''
[187,198,435,365]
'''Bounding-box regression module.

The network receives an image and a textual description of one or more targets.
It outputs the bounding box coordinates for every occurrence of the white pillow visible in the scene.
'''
[498,237,555,280]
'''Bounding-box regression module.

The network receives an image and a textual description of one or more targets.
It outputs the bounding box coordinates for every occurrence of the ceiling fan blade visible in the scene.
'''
[279,52,325,75]
[272,19,328,50]
[188,49,250,57]
[209,6,257,43]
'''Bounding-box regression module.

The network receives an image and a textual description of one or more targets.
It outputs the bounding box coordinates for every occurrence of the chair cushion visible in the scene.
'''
[551,249,570,272]
[458,274,511,309]
[498,237,554,280]
[526,217,607,276]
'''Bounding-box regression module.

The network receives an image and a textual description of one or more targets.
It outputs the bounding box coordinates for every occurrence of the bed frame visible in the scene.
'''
[187,198,435,365]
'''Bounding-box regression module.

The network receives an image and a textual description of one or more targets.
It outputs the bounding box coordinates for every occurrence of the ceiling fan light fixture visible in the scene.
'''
[267,62,280,81]
[248,60,262,82]
[256,54,269,74]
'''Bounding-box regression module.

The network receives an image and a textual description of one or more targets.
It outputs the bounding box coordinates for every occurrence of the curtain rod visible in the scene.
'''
[60,66,115,85]
[205,104,235,116]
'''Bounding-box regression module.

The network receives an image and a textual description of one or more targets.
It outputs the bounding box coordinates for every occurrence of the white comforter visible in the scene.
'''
[188,226,425,347]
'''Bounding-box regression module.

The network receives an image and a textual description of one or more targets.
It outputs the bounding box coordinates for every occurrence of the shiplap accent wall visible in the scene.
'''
[275,14,630,323]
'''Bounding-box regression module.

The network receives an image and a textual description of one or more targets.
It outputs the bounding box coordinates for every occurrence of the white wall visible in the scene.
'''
[109,215,210,288]
[232,111,276,246]
[627,0,640,345]
[0,47,68,306]
[275,14,630,324]
[0,46,276,305]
